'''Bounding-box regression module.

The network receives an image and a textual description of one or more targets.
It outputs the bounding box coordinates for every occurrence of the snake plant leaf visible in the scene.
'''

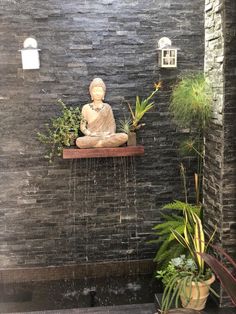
[171,228,194,257]
[192,212,205,272]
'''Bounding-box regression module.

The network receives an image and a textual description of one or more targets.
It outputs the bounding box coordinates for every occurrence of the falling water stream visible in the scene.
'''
[0,157,158,313]
[66,156,141,306]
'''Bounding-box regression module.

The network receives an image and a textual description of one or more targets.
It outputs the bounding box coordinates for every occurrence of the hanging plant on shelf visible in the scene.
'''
[37,99,83,163]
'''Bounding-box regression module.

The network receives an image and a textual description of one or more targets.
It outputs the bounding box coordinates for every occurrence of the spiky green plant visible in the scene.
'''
[170,73,212,129]
[127,82,161,131]
[118,118,132,134]
[170,73,213,205]
[151,200,201,268]
[151,163,201,268]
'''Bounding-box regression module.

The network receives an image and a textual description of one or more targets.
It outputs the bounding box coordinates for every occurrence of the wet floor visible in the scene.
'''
[0,275,160,313]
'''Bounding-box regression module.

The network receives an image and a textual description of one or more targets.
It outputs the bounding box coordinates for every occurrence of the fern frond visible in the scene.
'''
[162,200,200,215]
[153,219,183,233]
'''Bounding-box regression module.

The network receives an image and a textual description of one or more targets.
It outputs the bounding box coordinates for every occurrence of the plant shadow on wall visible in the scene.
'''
[119,82,161,146]
[37,99,83,163]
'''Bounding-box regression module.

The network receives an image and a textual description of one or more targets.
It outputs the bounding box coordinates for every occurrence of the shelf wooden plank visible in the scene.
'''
[63,146,144,159]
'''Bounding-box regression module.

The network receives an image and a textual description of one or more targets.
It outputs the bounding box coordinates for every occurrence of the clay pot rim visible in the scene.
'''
[183,273,215,287]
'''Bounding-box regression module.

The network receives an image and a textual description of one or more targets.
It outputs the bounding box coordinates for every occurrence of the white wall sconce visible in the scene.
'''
[19,37,41,70]
[157,37,180,68]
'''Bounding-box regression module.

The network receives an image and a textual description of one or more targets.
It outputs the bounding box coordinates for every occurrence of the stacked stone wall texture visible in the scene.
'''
[0,0,204,267]
[204,0,236,307]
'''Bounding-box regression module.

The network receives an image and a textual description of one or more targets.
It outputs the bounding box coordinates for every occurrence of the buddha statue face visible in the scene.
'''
[91,86,105,102]
[89,78,106,102]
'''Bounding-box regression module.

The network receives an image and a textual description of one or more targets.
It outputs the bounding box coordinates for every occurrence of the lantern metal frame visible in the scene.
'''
[157,37,180,68]
[19,37,41,70]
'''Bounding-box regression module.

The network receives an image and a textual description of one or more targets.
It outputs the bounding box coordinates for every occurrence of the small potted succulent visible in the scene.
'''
[37,99,83,163]
[119,82,161,146]
[156,209,218,313]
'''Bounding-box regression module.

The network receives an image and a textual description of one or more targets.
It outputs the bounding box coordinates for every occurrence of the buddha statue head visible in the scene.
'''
[89,78,106,101]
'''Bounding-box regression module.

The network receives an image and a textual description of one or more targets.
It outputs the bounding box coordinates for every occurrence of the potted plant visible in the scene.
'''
[37,99,83,162]
[120,82,161,146]
[156,208,218,313]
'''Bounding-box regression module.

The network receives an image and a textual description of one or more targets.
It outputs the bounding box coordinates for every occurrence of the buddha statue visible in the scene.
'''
[76,78,128,149]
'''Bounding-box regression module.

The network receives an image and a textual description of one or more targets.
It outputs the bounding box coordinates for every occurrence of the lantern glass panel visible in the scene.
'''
[162,49,177,67]
[21,50,40,70]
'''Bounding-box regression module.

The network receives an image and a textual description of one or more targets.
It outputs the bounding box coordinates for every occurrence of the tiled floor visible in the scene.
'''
[6,303,155,314]
[7,303,236,314]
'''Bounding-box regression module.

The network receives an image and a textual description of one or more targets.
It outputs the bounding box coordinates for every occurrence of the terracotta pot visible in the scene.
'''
[180,274,215,311]
[127,132,136,146]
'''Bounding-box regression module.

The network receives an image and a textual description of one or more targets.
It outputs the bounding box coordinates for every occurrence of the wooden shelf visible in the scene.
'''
[63,146,144,159]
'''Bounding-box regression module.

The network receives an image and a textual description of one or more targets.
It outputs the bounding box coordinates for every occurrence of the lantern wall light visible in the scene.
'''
[19,37,41,70]
[157,37,180,68]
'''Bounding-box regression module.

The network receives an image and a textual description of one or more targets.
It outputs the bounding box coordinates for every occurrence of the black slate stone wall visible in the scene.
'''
[220,0,236,306]
[204,0,236,307]
[0,0,204,267]
[223,0,236,261]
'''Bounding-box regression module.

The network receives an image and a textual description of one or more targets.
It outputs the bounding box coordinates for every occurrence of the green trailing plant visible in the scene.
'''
[200,245,236,306]
[157,209,218,313]
[127,82,161,131]
[170,73,213,205]
[37,99,83,163]
[151,164,201,269]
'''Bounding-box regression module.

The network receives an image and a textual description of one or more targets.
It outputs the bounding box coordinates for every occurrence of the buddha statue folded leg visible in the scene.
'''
[76,133,128,149]
[76,136,101,149]
[94,133,128,148]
